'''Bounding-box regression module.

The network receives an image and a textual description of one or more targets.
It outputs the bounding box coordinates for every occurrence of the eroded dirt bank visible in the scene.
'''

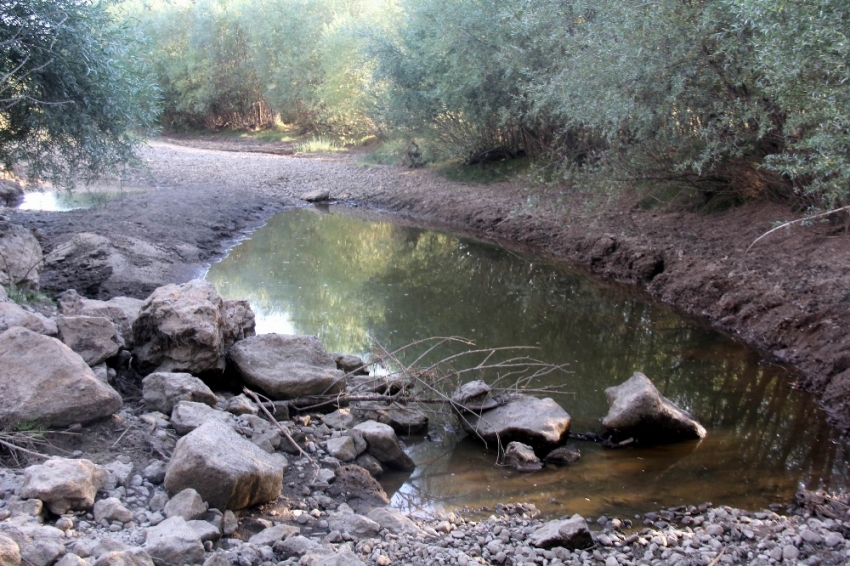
[11,137,850,428]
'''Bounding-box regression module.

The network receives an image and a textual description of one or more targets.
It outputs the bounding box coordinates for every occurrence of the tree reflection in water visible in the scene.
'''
[207,208,849,518]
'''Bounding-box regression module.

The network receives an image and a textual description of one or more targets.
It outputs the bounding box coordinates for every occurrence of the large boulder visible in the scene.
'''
[57,316,124,366]
[164,420,286,510]
[461,394,570,449]
[57,290,144,348]
[601,372,707,443]
[351,421,415,471]
[20,459,108,514]
[144,517,205,566]
[0,302,57,336]
[0,327,122,427]
[132,280,255,375]
[528,515,594,549]
[143,372,218,414]
[229,334,344,400]
[0,220,42,291]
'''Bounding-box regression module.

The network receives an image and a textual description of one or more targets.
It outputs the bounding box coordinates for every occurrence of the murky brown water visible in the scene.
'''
[206,207,849,519]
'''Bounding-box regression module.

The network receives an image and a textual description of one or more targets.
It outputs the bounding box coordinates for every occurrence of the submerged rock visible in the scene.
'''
[132,279,255,375]
[601,372,706,443]
[502,441,542,471]
[461,394,571,449]
[229,333,344,400]
[544,445,581,466]
[0,327,122,427]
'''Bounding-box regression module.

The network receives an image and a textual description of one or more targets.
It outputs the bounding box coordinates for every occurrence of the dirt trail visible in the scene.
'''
[10,136,850,429]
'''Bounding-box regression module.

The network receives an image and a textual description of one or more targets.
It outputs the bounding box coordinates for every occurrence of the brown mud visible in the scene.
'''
[10,136,850,430]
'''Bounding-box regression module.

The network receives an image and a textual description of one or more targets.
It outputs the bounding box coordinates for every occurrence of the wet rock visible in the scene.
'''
[0,327,122,427]
[323,409,357,430]
[92,549,155,566]
[57,290,144,348]
[351,421,415,470]
[165,420,286,510]
[332,353,369,374]
[601,372,707,443]
[170,401,235,435]
[93,497,134,523]
[544,446,581,465]
[144,516,205,566]
[20,459,108,514]
[229,333,344,400]
[164,488,208,521]
[248,524,300,546]
[326,436,358,462]
[57,316,124,366]
[461,394,571,449]
[301,189,330,202]
[0,302,57,336]
[143,372,218,414]
[528,514,594,549]
[502,442,542,471]
[0,220,42,291]
[132,279,255,375]
[0,533,20,566]
[353,402,429,435]
[451,380,498,412]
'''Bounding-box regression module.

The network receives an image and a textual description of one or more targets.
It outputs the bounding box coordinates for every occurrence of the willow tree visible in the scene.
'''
[0,0,157,185]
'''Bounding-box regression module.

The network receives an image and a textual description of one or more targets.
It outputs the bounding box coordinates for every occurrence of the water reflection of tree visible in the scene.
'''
[207,210,848,512]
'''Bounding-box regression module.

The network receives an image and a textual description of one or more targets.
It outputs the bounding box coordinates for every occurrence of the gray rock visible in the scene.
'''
[347,375,410,396]
[332,353,368,374]
[451,380,498,412]
[300,189,330,202]
[229,334,344,400]
[20,459,108,514]
[132,280,255,374]
[502,441,542,471]
[327,512,381,539]
[143,372,218,414]
[0,533,20,566]
[325,436,358,462]
[57,316,124,366]
[148,492,168,512]
[0,327,123,427]
[170,401,235,435]
[461,394,570,448]
[0,221,42,291]
[354,454,383,478]
[187,519,221,542]
[57,290,144,348]
[248,524,300,546]
[0,284,6,302]
[142,461,167,484]
[164,420,286,510]
[276,535,328,558]
[21,539,65,566]
[323,409,357,430]
[0,302,57,336]
[104,460,134,489]
[144,516,205,566]
[366,508,421,534]
[54,554,86,566]
[94,497,134,523]
[300,549,364,566]
[544,446,581,465]
[222,511,238,536]
[353,402,429,435]
[351,421,415,470]
[223,394,257,416]
[601,372,707,443]
[0,180,23,208]
[164,488,208,521]
[92,549,155,566]
[528,514,594,549]
[201,553,229,566]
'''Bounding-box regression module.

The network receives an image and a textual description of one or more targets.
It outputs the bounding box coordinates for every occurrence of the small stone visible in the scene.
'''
[782,545,799,561]
[164,488,208,521]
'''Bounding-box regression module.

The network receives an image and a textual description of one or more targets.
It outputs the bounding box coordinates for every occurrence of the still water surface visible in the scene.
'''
[206,208,849,519]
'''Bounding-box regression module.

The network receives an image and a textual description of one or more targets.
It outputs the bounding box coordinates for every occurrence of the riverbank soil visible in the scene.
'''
[10,136,850,429]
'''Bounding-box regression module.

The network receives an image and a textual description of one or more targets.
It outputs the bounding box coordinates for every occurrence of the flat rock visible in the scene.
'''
[144,516,205,566]
[0,220,42,291]
[327,511,380,539]
[229,333,344,400]
[248,524,300,546]
[351,421,415,470]
[544,446,581,465]
[92,549,155,566]
[601,372,707,443]
[353,403,428,435]
[58,290,144,348]
[528,514,594,549]
[143,372,218,414]
[300,189,330,202]
[170,401,235,435]
[461,394,570,449]
[57,316,124,366]
[366,507,422,534]
[165,420,286,510]
[0,302,57,336]
[451,380,498,412]
[0,327,122,427]
[20,459,108,514]
[132,279,255,374]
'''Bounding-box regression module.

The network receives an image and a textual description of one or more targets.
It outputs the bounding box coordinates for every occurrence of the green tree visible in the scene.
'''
[0,0,158,185]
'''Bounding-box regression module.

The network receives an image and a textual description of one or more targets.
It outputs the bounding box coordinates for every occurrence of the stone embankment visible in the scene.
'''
[0,219,848,565]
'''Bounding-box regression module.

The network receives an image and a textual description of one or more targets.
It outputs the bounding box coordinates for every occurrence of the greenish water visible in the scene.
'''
[206,208,849,519]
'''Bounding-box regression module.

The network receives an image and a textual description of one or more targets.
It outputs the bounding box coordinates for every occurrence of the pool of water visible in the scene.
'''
[206,207,849,519]
[17,190,133,211]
